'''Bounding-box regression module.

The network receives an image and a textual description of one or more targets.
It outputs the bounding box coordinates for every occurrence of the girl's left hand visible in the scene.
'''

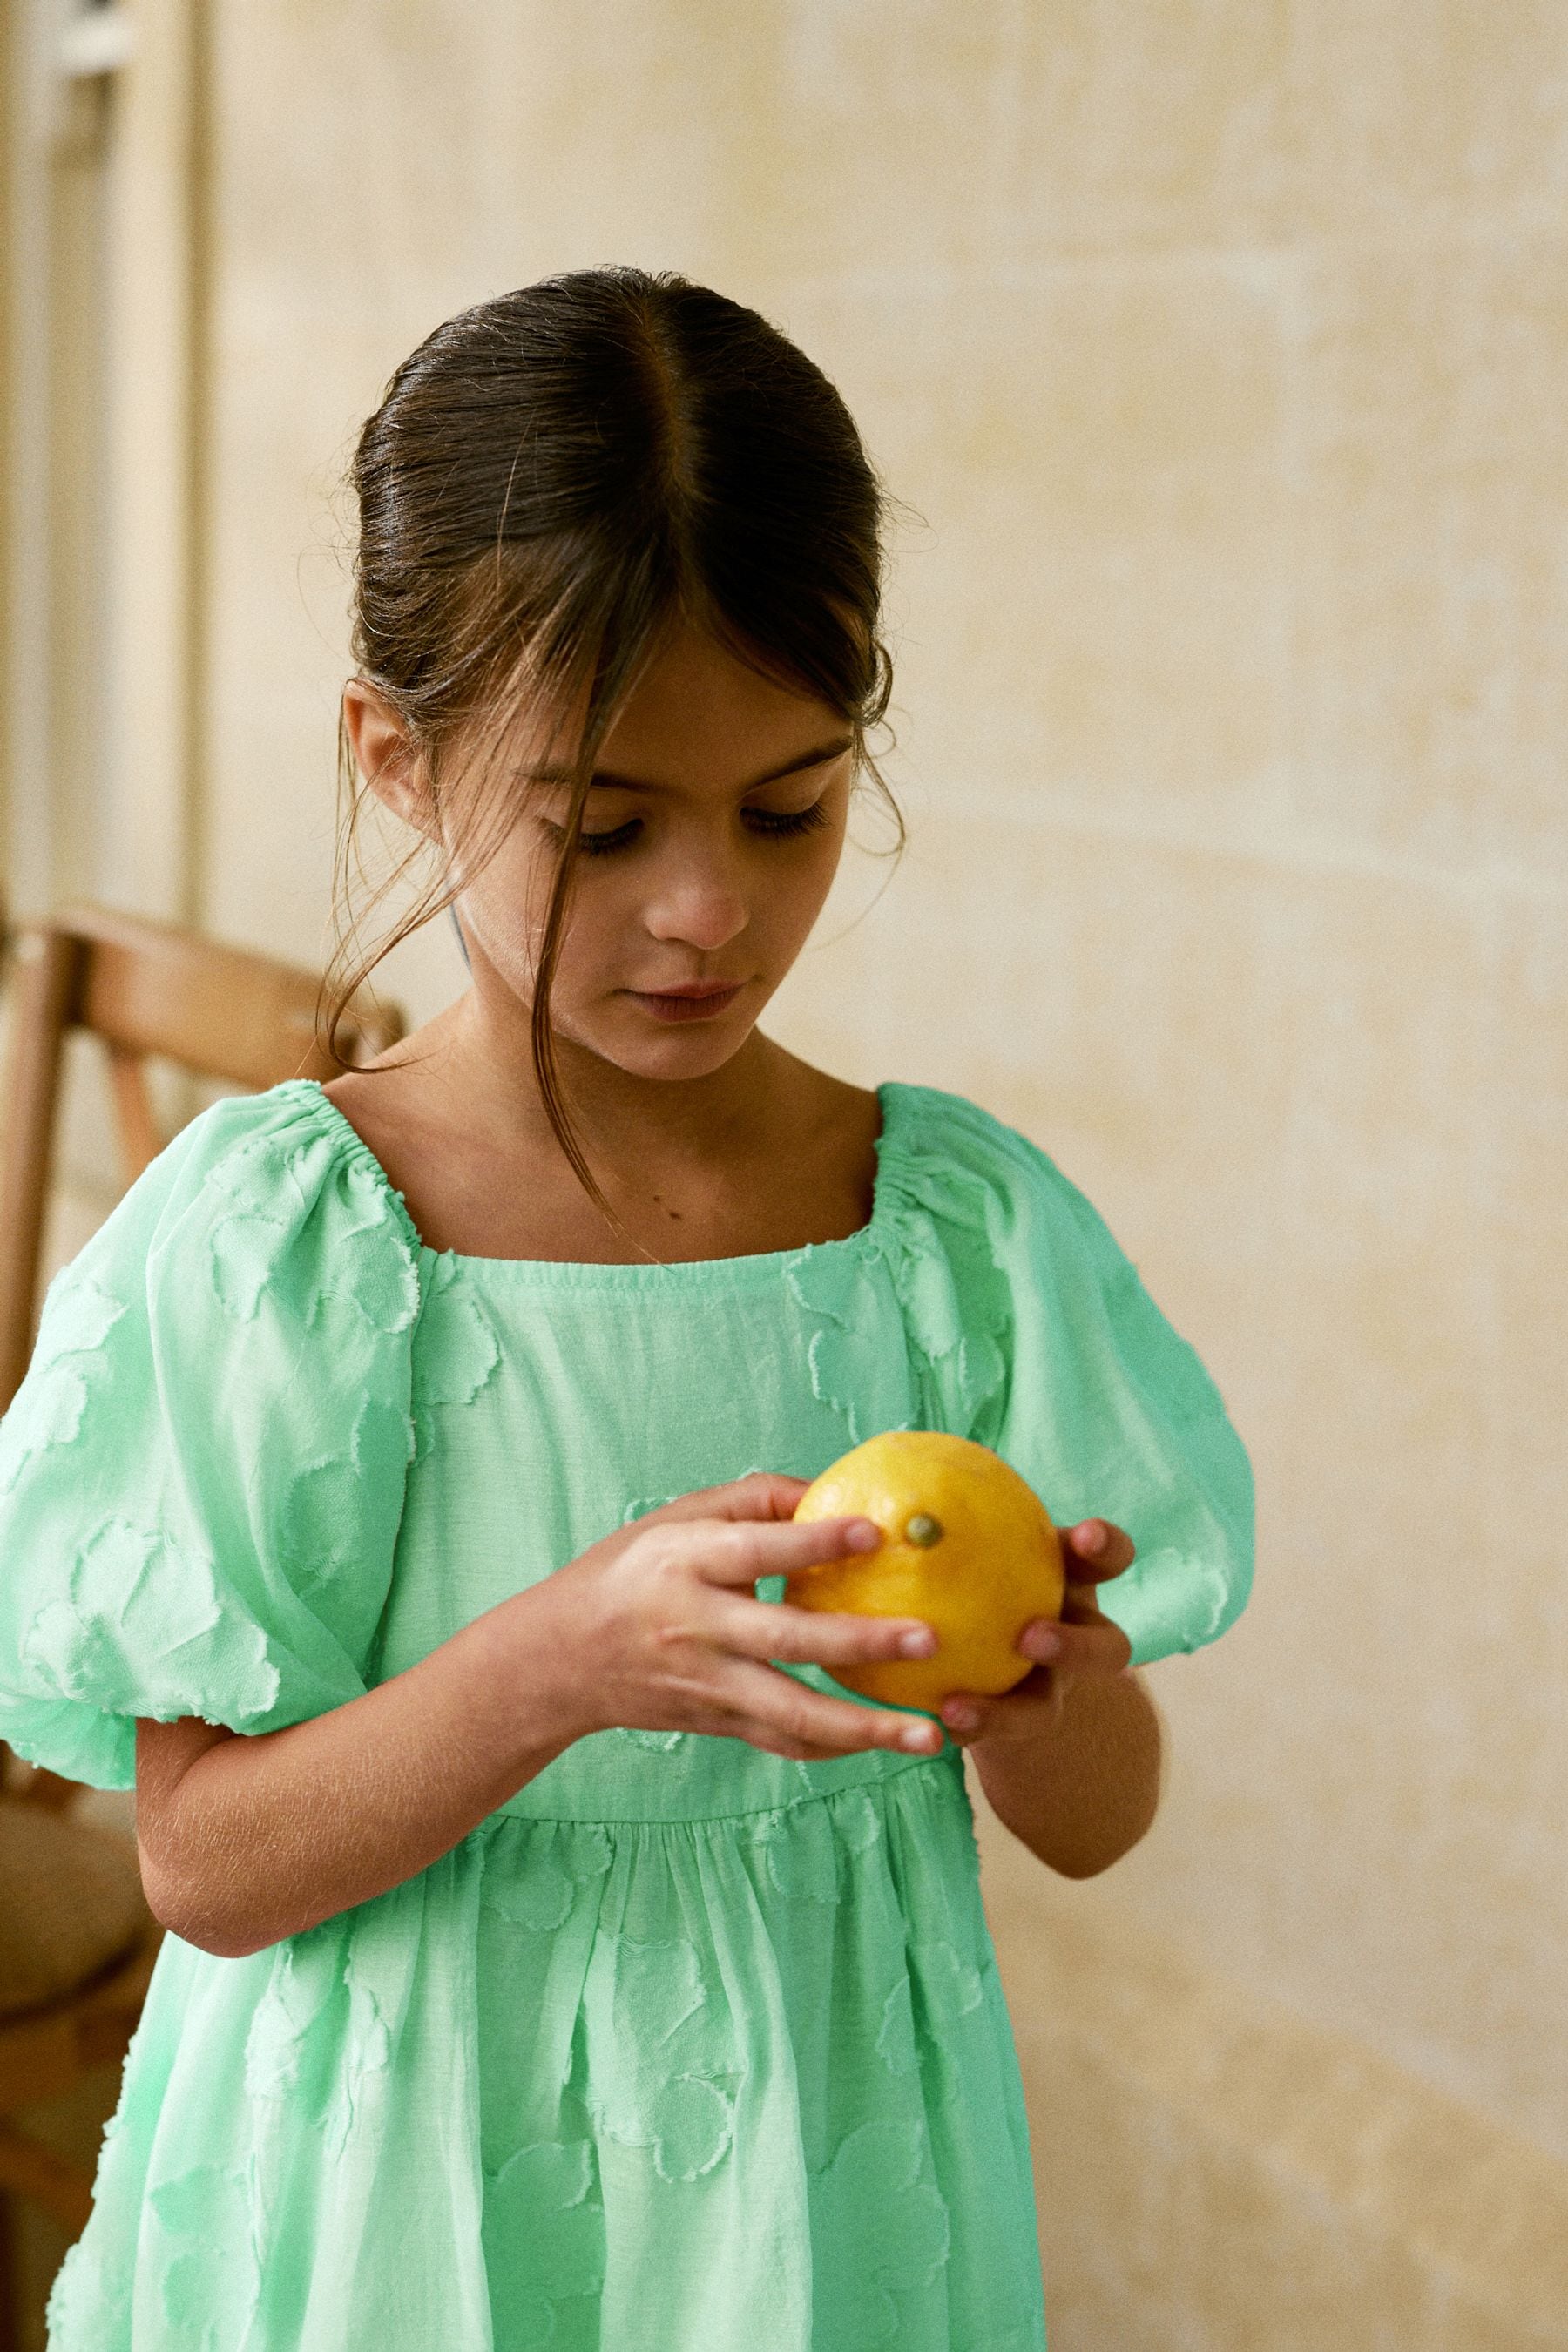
[936,1519,1136,1748]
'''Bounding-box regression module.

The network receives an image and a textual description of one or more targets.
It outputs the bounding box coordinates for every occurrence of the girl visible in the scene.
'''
[0,267,1254,2351]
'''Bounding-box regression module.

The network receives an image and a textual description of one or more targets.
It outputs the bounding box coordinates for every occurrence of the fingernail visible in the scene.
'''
[1078,1522,1105,1553]
[945,1702,980,1731]
[899,1627,936,1657]
[846,1521,882,1551]
[1030,1626,1063,1661]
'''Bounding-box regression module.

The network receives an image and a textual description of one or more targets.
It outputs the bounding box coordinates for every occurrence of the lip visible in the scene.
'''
[625,983,747,1022]
[636,982,745,998]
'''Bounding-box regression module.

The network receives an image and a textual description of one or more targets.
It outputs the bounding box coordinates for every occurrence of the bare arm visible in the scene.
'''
[949,1518,1167,1880]
[971,1666,1166,1878]
[134,1472,956,1957]
[136,1577,583,1958]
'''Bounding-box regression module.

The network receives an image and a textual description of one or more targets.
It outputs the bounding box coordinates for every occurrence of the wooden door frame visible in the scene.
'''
[1,0,204,938]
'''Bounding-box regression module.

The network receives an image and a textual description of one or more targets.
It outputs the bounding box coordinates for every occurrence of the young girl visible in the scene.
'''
[0,267,1253,2351]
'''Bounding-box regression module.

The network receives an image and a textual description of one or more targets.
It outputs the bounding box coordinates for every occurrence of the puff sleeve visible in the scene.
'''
[0,1087,422,1789]
[983,1110,1254,1666]
[883,1091,1255,1671]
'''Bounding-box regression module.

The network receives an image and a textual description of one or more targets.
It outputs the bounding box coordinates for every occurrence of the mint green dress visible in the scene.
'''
[0,1077,1254,2351]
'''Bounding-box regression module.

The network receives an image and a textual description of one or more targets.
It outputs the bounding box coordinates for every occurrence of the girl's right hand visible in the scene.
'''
[535,1471,947,1763]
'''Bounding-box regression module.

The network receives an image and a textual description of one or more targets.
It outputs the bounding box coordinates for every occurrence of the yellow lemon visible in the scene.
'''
[786,1429,1065,1715]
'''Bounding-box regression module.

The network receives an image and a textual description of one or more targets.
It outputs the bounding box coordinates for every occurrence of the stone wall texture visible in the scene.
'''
[16,5,1567,2346]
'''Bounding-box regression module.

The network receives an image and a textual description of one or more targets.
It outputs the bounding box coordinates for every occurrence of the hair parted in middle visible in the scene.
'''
[323,264,916,1236]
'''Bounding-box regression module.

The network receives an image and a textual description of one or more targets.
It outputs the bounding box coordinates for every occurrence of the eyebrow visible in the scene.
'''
[522,736,855,793]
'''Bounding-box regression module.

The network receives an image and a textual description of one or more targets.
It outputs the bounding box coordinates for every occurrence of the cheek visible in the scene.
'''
[528,864,635,985]
[767,837,844,933]
[454,835,576,972]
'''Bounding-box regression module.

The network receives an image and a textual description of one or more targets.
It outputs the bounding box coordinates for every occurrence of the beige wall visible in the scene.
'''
[10,3,1567,2345]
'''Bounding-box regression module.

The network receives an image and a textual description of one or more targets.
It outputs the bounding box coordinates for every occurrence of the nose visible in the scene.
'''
[642,841,751,952]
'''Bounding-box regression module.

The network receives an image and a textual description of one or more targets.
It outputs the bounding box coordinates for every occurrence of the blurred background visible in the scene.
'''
[2,3,1565,2347]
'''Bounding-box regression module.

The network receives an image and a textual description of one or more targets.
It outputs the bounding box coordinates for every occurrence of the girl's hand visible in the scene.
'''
[936,1519,1137,1749]
[535,1472,949,1764]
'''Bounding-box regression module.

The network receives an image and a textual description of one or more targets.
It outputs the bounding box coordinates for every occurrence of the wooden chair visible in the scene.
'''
[0,896,407,2349]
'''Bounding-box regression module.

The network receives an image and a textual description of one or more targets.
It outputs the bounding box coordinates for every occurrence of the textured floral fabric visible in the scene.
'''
[0,1077,1254,2351]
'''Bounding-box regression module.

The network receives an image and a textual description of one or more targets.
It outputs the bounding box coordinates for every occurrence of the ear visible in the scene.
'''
[341,680,433,836]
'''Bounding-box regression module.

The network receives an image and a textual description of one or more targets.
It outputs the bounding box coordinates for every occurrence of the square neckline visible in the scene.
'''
[283,1076,909,1288]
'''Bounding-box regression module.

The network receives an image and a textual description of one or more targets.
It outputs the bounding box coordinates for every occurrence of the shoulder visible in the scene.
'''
[50,1080,423,1338]
[882,1079,1080,1201]
[878,1078,1131,1282]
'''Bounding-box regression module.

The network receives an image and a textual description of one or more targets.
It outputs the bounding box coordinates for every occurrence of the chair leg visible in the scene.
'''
[0,2187,21,2352]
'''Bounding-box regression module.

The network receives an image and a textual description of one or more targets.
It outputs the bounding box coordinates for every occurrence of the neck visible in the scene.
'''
[432,989,802,1173]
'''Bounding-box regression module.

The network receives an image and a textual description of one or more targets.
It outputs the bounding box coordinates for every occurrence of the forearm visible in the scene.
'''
[971,1667,1166,1879]
[139,1578,585,1957]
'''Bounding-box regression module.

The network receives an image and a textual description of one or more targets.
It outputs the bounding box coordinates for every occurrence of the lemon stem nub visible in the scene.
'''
[904,1512,943,1547]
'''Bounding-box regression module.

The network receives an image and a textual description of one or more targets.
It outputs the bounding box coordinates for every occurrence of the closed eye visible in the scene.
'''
[544,797,835,857]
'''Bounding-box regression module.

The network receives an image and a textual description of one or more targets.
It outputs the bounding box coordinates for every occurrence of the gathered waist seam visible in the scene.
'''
[475,1745,962,1834]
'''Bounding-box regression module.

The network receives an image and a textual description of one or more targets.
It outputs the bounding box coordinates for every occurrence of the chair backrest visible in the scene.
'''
[0,895,407,1805]
[0,897,407,1415]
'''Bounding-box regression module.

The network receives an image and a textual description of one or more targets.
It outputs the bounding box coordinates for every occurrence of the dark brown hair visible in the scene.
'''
[320,265,910,1238]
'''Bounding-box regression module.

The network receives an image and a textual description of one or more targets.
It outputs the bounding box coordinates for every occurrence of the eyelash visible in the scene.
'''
[549,798,835,858]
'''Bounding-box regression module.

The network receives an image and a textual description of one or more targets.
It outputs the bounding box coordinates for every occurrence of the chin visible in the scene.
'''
[565,1009,746,1067]
[630,1033,756,1073]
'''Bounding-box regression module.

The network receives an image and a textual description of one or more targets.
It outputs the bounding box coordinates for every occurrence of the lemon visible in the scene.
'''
[786,1429,1065,1715]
